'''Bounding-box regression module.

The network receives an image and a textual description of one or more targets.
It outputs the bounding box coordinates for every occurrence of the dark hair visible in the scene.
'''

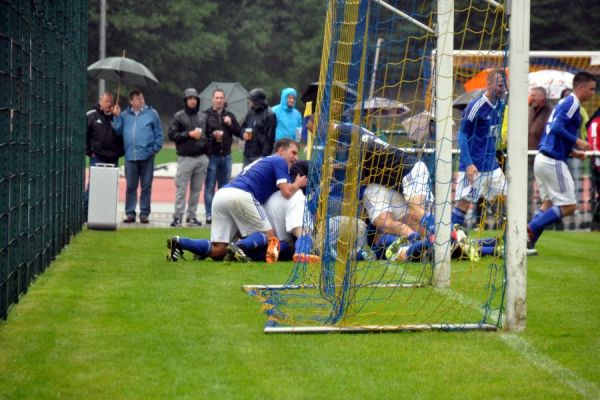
[129,89,143,100]
[573,72,596,89]
[560,88,572,99]
[212,88,225,98]
[274,138,298,153]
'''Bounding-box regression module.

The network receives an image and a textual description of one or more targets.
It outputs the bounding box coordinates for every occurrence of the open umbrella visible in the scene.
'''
[353,97,410,116]
[87,56,159,86]
[453,88,485,110]
[300,81,358,105]
[528,70,574,99]
[402,111,433,143]
[198,82,249,122]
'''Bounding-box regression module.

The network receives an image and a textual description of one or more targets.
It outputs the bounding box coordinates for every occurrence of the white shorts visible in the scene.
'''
[363,184,408,222]
[264,190,307,241]
[362,161,432,221]
[210,187,272,243]
[534,153,576,206]
[455,167,506,202]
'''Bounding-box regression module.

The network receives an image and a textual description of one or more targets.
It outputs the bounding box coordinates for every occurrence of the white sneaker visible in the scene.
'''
[526,248,538,256]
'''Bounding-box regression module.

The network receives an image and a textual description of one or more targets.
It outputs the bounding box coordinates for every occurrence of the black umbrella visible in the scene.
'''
[88,54,159,104]
[87,56,159,86]
[300,81,358,105]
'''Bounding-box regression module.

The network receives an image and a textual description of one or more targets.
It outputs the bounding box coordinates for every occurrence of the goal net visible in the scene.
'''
[244,0,512,333]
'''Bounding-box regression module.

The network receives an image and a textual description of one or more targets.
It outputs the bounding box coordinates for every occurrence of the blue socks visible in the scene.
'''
[375,233,399,248]
[179,237,211,258]
[531,209,544,223]
[235,232,267,252]
[407,231,422,243]
[279,241,293,261]
[528,206,562,239]
[294,234,313,255]
[420,213,436,235]
[452,208,466,226]
[406,240,431,259]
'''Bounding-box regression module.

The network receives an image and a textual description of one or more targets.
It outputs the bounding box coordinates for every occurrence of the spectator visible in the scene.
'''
[112,89,163,224]
[587,107,600,231]
[168,88,209,227]
[451,69,507,231]
[240,88,277,166]
[203,88,242,224]
[273,87,303,142]
[527,72,595,253]
[84,91,124,218]
[166,139,307,263]
[528,87,552,150]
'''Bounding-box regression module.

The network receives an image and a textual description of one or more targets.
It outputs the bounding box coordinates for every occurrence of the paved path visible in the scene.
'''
[92,162,242,229]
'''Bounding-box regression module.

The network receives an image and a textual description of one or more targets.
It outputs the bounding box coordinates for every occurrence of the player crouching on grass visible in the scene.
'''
[225,160,318,263]
[166,139,307,263]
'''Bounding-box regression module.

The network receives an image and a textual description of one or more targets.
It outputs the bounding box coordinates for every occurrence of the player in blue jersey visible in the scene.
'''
[451,68,507,230]
[166,139,307,263]
[527,72,595,253]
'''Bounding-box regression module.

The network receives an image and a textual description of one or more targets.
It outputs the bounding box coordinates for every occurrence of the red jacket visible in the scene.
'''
[588,112,600,171]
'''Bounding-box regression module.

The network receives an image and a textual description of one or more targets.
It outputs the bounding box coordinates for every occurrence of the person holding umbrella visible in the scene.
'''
[83,91,124,219]
[112,89,163,223]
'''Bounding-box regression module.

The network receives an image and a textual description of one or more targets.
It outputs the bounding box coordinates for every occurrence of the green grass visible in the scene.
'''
[1,230,599,399]
[86,147,243,167]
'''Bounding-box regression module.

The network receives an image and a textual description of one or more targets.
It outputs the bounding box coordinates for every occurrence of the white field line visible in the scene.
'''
[499,333,600,399]
[425,275,599,398]
[249,267,598,396]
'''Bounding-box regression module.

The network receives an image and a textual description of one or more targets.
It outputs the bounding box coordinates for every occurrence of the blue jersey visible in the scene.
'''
[226,155,291,203]
[538,94,581,162]
[458,94,503,172]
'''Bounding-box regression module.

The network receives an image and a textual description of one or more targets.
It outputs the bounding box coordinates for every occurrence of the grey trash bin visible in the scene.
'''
[87,164,119,230]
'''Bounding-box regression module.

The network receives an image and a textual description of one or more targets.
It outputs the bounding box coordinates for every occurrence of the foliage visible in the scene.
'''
[0,230,599,398]
[88,0,326,118]
[87,0,598,118]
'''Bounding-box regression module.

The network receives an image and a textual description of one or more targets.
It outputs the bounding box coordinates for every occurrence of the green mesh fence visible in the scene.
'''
[0,0,87,319]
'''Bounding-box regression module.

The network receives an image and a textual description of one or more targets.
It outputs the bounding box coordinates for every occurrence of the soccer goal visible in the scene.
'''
[244,0,531,333]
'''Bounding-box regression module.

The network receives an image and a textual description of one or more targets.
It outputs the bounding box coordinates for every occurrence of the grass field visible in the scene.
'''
[0,229,598,399]
[86,145,244,167]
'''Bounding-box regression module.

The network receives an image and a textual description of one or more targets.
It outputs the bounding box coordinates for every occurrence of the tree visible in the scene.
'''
[88,0,325,117]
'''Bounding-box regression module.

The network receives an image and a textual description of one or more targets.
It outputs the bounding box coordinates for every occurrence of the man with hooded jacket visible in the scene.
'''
[168,88,209,227]
[240,88,277,166]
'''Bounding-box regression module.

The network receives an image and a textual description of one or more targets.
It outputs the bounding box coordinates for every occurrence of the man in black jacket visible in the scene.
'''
[168,88,209,227]
[240,88,277,166]
[203,88,242,224]
[84,92,124,219]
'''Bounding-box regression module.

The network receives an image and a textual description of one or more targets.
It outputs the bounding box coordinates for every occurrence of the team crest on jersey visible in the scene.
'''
[96,118,102,124]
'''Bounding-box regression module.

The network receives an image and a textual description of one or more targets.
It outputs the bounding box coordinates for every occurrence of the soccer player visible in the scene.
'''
[334,123,436,261]
[527,72,595,253]
[226,160,317,263]
[451,68,507,230]
[166,139,307,263]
